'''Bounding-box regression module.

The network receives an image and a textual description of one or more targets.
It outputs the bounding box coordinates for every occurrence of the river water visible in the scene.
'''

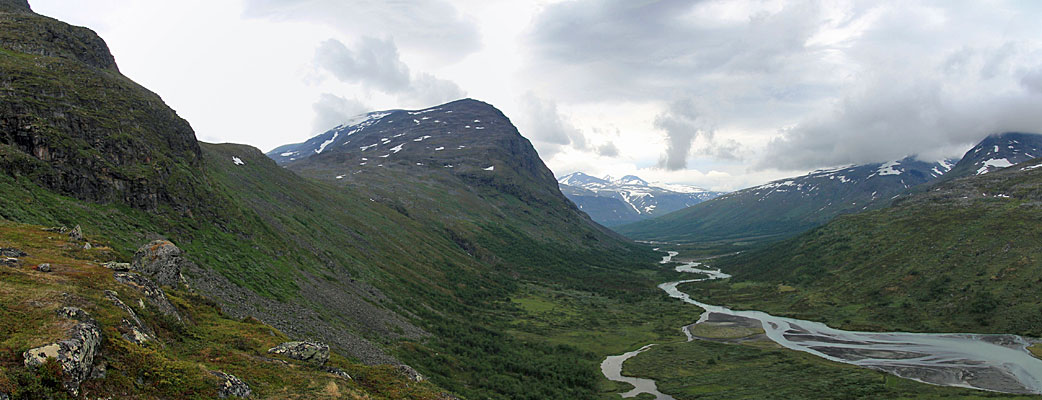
[602,251,1042,396]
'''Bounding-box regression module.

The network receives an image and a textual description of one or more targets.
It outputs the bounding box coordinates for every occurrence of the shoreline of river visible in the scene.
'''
[602,250,1042,397]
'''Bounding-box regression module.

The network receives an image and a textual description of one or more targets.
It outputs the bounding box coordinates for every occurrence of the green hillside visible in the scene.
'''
[686,157,1042,337]
[616,157,955,246]
[0,3,684,399]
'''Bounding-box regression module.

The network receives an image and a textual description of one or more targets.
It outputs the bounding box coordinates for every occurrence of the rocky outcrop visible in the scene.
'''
[396,364,425,382]
[102,261,131,271]
[132,240,191,287]
[0,247,26,257]
[113,271,182,323]
[324,366,352,380]
[105,290,154,344]
[267,341,329,366]
[56,307,93,323]
[67,225,84,242]
[1,247,24,268]
[212,371,251,398]
[22,309,102,395]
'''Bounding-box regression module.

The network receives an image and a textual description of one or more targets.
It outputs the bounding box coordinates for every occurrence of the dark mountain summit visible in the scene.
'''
[944,132,1042,179]
[268,99,628,250]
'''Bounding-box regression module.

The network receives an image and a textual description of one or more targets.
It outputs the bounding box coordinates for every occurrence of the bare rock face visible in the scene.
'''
[212,371,251,398]
[267,341,330,366]
[22,309,101,395]
[132,240,191,287]
[113,271,182,323]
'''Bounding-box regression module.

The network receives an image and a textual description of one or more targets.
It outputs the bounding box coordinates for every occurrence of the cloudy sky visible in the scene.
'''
[34,0,1042,191]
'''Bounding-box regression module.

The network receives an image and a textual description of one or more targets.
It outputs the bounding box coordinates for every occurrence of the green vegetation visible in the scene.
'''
[0,219,446,399]
[687,159,1042,337]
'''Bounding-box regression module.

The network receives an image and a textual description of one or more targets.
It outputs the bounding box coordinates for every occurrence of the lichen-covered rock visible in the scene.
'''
[104,290,154,344]
[68,225,84,242]
[267,341,329,366]
[0,390,9,400]
[23,319,101,395]
[101,261,131,271]
[396,364,425,382]
[56,307,93,323]
[132,240,191,287]
[212,371,251,398]
[0,247,26,257]
[36,263,51,272]
[2,257,19,267]
[113,271,182,323]
[324,366,352,380]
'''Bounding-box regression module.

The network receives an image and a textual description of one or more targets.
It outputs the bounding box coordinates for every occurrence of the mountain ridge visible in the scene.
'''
[555,171,721,227]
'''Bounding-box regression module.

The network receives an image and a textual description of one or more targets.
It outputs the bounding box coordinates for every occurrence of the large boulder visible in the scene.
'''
[396,364,425,382]
[212,371,251,398]
[132,240,191,287]
[267,341,329,366]
[22,310,102,396]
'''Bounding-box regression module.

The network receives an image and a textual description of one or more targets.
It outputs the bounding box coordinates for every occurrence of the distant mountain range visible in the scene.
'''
[617,132,1042,244]
[556,172,722,227]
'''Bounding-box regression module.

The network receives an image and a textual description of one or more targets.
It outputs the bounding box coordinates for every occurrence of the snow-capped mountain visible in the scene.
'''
[945,132,1042,179]
[556,172,722,226]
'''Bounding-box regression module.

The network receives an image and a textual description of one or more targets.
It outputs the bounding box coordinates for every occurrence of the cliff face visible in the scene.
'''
[0,4,203,212]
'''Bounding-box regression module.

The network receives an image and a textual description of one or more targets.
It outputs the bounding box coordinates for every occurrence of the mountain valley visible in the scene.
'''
[3,1,1042,400]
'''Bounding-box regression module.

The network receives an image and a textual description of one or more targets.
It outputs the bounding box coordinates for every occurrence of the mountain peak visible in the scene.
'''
[617,175,648,186]
[945,132,1042,178]
[558,172,607,186]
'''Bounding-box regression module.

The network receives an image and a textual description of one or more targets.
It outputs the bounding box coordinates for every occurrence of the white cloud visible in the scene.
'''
[312,94,368,134]
[313,38,464,109]
[242,0,481,64]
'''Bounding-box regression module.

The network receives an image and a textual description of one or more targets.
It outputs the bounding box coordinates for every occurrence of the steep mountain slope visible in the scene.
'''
[693,156,1042,337]
[556,172,721,227]
[944,132,1042,179]
[268,99,638,260]
[0,0,206,213]
[617,156,955,243]
[0,220,448,400]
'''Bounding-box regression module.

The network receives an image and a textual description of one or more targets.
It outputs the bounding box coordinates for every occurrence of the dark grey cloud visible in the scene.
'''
[525,0,830,102]
[312,93,368,133]
[527,0,1042,172]
[314,38,464,107]
[759,78,1042,170]
[315,38,411,93]
[596,142,619,157]
[243,0,480,64]
[654,99,746,170]
[1022,67,1042,94]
